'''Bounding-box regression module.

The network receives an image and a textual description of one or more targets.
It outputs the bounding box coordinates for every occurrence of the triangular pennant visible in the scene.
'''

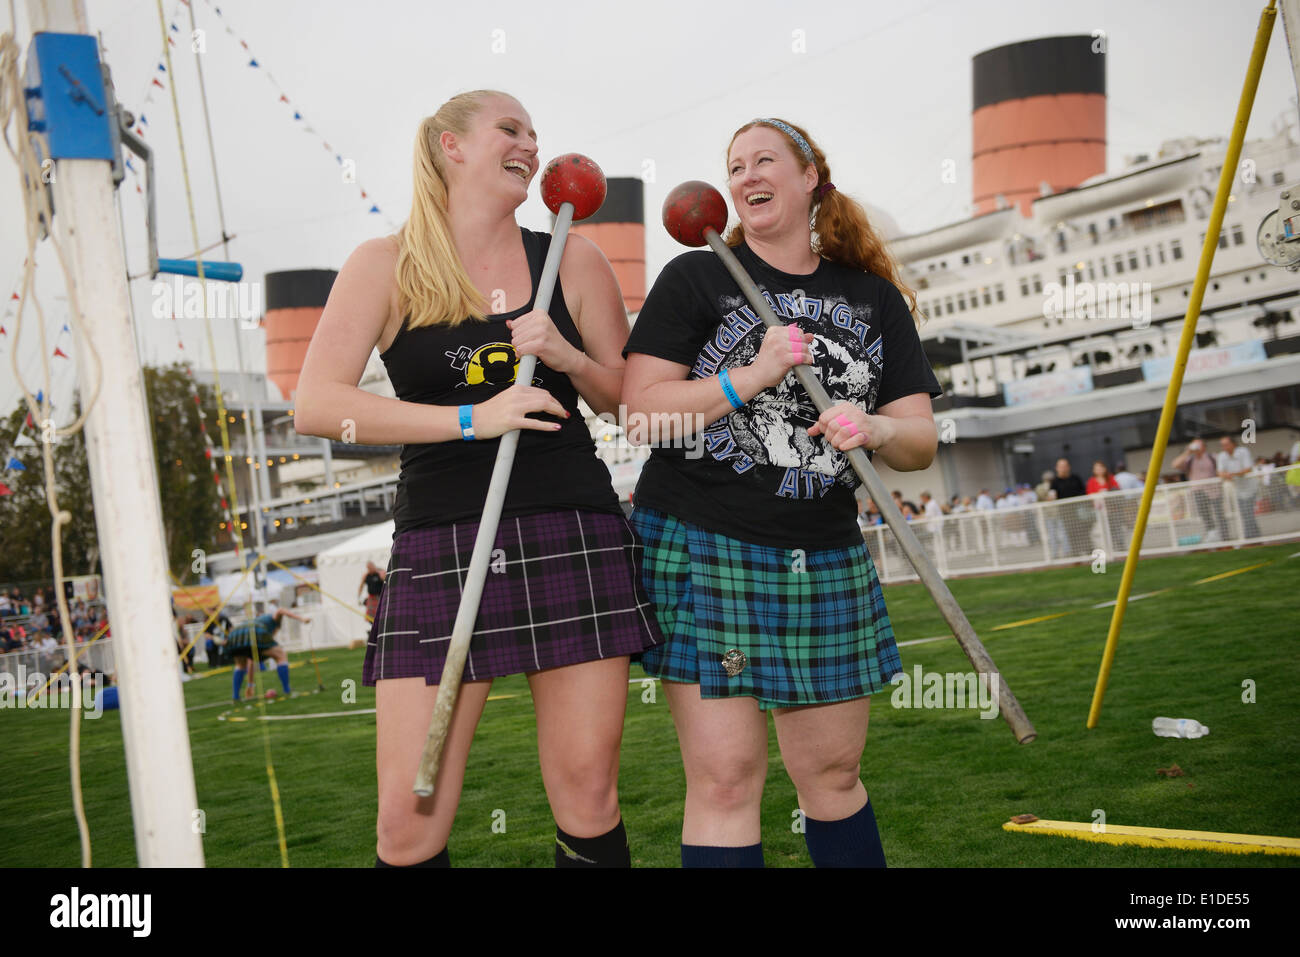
[151,78,165,89]
[136,127,143,136]
[360,191,367,199]
[248,58,258,67]
[35,390,42,403]
[170,22,179,32]
[9,293,17,300]
[279,94,289,103]
[240,40,248,50]
[140,114,148,125]
[7,457,26,471]
[157,62,166,72]
[0,482,11,496]
[167,36,176,46]
[60,324,69,333]
[293,111,301,121]
[53,346,68,358]
[24,413,33,428]
[0,326,7,335]
[369,205,380,214]
[125,158,136,172]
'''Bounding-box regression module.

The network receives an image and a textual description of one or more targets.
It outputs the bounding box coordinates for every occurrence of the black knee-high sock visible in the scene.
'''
[681,843,765,867]
[555,818,630,868]
[803,798,885,868]
[375,847,449,868]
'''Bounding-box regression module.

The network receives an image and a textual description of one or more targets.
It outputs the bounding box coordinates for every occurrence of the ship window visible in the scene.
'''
[995,284,1005,302]
[1128,251,1139,270]
[983,288,992,305]
[1231,224,1244,246]
[1032,275,1042,293]
[1171,240,1183,260]
[1157,243,1166,264]
[1218,232,1228,250]
[1019,277,1030,296]
[1144,247,1152,267]
[1114,255,1125,275]
[1101,260,1109,277]
[1273,171,1285,185]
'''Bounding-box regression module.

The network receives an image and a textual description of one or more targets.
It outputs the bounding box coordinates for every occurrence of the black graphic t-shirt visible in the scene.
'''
[380,227,621,535]
[624,242,942,549]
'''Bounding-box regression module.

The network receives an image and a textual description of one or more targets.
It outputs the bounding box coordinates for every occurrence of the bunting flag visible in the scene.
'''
[120,0,397,237]
[53,346,69,359]
[192,0,396,227]
[0,483,11,496]
[7,457,25,471]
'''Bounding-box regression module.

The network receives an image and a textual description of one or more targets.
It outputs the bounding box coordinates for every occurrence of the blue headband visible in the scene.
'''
[752,118,813,162]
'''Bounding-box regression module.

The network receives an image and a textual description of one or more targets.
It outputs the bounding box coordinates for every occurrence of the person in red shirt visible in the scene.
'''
[1085,460,1119,495]
[1085,460,1126,553]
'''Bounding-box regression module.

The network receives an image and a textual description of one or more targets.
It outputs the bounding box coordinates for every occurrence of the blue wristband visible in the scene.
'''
[458,404,476,441]
[718,368,744,411]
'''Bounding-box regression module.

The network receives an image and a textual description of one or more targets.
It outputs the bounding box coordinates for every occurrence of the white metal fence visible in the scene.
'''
[862,466,1300,583]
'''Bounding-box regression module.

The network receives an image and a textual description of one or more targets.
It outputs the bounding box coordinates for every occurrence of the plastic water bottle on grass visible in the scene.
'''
[1152,717,1209,738]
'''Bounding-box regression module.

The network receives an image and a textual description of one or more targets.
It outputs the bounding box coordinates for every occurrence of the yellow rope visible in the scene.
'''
[154,0,288,867]
[263,556,371,621]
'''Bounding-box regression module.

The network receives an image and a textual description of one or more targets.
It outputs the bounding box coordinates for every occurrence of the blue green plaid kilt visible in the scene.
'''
[630,507,902,710]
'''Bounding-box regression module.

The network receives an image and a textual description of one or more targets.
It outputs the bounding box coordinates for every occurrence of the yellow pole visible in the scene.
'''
[1087,1,1277,728]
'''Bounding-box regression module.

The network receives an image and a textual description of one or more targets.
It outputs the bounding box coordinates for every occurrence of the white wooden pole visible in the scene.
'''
[28,0,204,867]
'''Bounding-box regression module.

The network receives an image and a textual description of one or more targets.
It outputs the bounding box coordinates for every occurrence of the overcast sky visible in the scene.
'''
[2,0,1297,418]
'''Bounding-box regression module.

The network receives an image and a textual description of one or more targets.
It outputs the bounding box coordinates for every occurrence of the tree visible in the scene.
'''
[0,363,222,585]
[143,363,223,583]
[0,400,97,583]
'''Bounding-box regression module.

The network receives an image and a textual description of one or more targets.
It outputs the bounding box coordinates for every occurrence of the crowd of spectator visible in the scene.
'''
[858,435,1300,544]
[1,584,111,665]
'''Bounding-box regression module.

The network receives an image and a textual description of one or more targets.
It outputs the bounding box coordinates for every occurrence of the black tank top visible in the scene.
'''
[380,227,621,535]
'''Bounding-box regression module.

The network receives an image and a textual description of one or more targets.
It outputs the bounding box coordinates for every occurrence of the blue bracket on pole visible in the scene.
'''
[156,259,244,282]
[23,33,115,160]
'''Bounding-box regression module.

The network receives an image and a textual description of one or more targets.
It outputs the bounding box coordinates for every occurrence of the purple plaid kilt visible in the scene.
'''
[362,509,663,685]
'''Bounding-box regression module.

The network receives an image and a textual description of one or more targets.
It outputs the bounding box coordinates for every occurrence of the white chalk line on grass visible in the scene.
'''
[257,708,376,721]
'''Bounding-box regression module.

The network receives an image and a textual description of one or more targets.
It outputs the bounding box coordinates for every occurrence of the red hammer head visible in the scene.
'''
[540,154,606,220]
[663,180,728,247]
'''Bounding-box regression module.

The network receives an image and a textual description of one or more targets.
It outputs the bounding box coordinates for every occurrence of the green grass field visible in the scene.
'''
[3,542,1298,867]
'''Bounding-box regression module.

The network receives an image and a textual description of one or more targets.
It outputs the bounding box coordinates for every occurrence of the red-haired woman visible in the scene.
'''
[1086,460,1127,553]
[295,91,661,867]
[622,118,942,867]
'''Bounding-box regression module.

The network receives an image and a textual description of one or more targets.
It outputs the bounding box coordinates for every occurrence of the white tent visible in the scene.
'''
[314,520,395,648]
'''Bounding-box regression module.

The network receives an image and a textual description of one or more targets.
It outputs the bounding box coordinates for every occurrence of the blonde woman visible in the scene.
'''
[295,91,661,867]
